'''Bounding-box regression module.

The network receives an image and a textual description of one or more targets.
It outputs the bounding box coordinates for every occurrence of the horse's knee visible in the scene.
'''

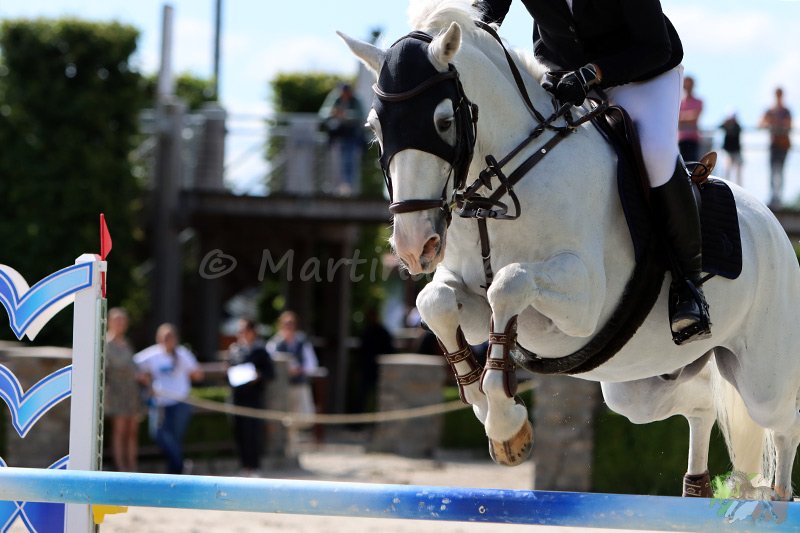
[486,264,536,313]
[417,282,458,325]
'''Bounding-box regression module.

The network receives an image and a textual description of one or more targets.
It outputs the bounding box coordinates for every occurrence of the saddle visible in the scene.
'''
[518,105,742,376]
[596,105,742,279]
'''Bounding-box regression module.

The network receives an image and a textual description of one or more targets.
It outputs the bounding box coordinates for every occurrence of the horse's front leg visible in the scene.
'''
[483,252,605,465]
[416,268,491,422]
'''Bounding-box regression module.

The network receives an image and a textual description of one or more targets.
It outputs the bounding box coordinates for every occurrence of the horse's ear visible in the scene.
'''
[430,22,461,69]
[337,31,385,77]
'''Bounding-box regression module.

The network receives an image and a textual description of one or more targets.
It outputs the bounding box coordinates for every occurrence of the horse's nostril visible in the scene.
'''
[422,235,440,259]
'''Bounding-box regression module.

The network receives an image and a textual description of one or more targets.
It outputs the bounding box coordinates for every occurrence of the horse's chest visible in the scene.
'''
[446,225,525,293]
[445,249,489,294]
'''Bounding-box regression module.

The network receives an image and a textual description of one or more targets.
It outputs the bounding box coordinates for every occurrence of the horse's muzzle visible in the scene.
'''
[418,234,442,272]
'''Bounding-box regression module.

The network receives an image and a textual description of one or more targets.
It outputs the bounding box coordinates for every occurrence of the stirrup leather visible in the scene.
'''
[438,327,481,403]
[481,316,518,398]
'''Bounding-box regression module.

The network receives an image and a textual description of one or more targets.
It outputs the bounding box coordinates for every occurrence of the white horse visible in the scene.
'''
[340,0,800,499]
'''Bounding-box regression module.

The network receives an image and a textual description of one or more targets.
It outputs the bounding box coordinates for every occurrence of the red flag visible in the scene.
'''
[100,213,112,260]
[100,213,112,298]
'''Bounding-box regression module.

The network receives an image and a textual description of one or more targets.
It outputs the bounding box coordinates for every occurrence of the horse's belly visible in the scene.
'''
[576,325,717,382]
[515,285,715,383]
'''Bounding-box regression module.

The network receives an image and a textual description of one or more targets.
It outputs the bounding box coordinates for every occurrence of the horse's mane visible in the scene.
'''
[407,0,548,82]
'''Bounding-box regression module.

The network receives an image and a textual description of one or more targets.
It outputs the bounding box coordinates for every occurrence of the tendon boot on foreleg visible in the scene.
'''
[438,327,482,404]
[481,316,532,466]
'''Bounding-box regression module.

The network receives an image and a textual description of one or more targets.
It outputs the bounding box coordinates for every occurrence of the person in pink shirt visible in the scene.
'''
[760,87,793,207]
[678,75,703,162]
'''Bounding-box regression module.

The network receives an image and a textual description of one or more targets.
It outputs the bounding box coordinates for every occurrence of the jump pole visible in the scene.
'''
[0,468,797,531]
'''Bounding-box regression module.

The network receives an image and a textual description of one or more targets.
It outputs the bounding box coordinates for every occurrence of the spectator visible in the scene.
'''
[134,324,203,474]
[320,83,365,195]
[760,87,793,208]
[226,318,274,477]
[719,112,743,186]
[354,308,394,416]
[679,75,704,163]
[267,311,319,453]
[104,307,142,472]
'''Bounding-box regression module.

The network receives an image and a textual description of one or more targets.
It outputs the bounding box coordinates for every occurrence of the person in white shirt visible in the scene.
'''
[134,323,203,474]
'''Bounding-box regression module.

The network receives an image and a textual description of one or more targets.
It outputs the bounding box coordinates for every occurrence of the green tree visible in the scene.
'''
[0,19,147,344]
[142,72,216,111]
[270,72,343,113]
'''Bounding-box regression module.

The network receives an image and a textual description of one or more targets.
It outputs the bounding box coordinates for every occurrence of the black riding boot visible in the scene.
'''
[651,160,711,345]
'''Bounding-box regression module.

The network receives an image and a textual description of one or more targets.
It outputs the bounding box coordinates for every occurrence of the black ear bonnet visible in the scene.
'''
[373,31,478,203]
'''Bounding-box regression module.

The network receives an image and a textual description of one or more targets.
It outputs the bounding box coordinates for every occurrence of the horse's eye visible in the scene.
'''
[437,117,454,132]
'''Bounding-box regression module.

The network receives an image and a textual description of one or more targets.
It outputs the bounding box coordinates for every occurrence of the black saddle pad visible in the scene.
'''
[593,106,742,280]
[699,178,742,279]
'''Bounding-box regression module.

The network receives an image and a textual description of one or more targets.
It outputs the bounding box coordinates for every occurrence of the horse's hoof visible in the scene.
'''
[488,419,533,466]
[683,471,712,497]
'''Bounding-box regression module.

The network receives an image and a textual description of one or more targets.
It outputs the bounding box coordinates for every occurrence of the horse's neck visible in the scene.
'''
[461,38,553,157]
[446,39,625,287]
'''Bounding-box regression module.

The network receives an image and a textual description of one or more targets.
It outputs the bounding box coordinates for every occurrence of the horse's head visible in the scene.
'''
[340,1,550,275]
[338,21,477,274]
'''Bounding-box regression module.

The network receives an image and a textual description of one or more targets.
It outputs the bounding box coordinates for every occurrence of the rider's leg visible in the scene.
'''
[605,66,710,343]
[651,160,710,339]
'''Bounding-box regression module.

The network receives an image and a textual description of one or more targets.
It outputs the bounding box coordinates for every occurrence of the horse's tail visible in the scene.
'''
[710,357,775,485]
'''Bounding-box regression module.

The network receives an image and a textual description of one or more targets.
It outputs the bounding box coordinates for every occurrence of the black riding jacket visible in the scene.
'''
[481,0,683,88]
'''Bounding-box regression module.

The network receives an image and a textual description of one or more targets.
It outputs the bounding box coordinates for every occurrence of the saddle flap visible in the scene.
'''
[592,105,653,263]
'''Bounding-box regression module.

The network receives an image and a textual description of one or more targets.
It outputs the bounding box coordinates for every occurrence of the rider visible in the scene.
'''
[481,0,710,344]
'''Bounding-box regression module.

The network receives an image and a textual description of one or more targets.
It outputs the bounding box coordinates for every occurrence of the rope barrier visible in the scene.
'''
[156,379,536,427]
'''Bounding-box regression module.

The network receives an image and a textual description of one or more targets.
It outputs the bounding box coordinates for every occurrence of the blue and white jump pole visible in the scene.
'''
[0,467,798,531]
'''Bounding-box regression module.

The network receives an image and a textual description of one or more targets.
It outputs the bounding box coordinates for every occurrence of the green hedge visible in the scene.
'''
[593,407,800,496]
[592,408,732,495]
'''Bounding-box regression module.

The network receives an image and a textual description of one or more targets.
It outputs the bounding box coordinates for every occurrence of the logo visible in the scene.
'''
[709,471,788,526]
[198,249,237,279]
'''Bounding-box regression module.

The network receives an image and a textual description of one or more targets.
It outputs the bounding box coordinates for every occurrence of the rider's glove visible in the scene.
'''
[551,63,601,106]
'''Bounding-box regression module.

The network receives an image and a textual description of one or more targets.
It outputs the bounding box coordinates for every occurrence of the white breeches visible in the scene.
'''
[605,65,683,187]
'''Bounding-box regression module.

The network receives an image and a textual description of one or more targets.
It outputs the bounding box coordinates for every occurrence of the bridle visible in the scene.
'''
[375,21,607,288]
[374,31,478,225]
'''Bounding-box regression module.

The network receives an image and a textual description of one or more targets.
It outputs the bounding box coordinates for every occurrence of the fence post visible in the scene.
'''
[65,254,106,532]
